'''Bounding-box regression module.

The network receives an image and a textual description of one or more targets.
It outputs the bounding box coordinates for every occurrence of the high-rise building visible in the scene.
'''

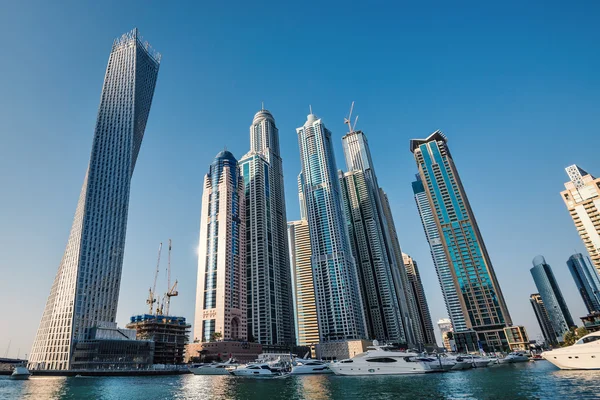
[194,150,246,343]
[561,165,600,273]
[239,109,295,345]
[410,131,512,350]
[412,174,467,332]
[296,112,366,341]
[529,293,558,345]
[437,318,453,351]
[339,126,414,343]
[402,253,437,346]
[28,29,160,370]
[567,253,600,313]
[530,255,575,341]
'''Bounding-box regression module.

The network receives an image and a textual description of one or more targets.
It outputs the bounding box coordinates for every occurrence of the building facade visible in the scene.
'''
[561,165,600,273]
[503,326,530,351]
[567,253,600,313]
[529,293,558,345]
[296,112,366,341]
[410,131,512,350]
[194,151,247,343]
[437,318,453,351]
[340,127,417,345]
[239,109,295,345]
[29,29,161,370]
[412,174,467,332]
[126,315,190,365]
[402,253,437,346]
[530,256,575,342]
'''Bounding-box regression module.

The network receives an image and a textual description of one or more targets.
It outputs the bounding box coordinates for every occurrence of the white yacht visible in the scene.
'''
[499,352,529,364]
[10,366,31,380]
[189,359,239,375]
[542,331,600,370]
[467,355,495,368]
[441,355,472,370]
[230,363,289,378]
[412,356,454,371]
[328,345,432,376]
[291,359,332,375]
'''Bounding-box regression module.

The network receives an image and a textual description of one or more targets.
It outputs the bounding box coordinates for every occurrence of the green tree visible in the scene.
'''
[562,327,590,346]
[210,332,223,342]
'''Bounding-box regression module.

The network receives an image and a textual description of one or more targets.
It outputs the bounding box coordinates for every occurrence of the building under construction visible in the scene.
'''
[126,314,190,365]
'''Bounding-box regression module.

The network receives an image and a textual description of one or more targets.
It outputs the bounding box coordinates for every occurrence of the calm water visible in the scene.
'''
[2,361,600,400]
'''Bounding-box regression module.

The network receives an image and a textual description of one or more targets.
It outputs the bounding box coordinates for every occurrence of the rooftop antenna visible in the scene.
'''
[344,101,357,133]
[261,101,264,110]
[309,105,313,115]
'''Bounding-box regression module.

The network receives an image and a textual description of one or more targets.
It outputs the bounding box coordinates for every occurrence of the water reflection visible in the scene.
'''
[0,376,68,400]
[295,375,332,400]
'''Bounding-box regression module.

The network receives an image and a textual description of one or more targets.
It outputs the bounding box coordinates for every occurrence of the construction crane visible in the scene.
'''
[146,242,162,314]
[343,101,359,134]
[165,239,179,316]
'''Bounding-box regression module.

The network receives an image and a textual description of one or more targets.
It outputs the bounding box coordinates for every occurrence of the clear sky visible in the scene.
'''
[0,1,599,357]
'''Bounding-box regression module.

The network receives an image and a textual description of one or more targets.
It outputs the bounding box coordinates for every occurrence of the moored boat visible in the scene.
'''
[10,366,31,380]
[291,359,332,375]
[542,331,600,370]
[230,363,290,378]
[189,358,238,375]
[499,352,529,364]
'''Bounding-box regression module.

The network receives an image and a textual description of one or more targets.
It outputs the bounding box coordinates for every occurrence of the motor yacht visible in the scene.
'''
[499,352,529,364]
[10,366,31,380]
[189,359,239,375]
[328,345,433,376]
[230,363,289,378]
[412,356,454,372]
[466,355,495,368]
[291,359,332,375]
[542,331,600,370]
[441,355,472,370]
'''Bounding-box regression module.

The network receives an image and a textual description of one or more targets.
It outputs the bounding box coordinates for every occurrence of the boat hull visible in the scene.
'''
[189,367,231,375]
[10,374,31,380]
[542,350,600,370]
[291,366,332,375]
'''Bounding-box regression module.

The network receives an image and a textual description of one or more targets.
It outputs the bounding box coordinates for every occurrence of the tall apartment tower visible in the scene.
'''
[339,126,414,344]
[567,253,600,313]
[561,165,600,273]
[529,293,558,345]
[28,29,160,370]
[412,174,467,332]
[194,151,246,343]
[410,131,512,349]
[530,255,575,341]
[296,112,367,341]
[402,254,437,346]
[239,109,294,345]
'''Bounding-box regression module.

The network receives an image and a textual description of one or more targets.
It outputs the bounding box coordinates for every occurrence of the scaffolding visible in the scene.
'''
[126,314,190,365]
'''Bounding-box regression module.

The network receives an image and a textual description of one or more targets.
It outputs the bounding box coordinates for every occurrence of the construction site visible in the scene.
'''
[126,240,190,365]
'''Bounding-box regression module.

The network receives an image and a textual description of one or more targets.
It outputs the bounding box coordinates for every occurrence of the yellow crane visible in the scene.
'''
[146,242,162,314]
[165,239,179,316]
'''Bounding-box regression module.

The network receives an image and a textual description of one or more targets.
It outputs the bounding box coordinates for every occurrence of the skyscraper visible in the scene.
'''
[529,293,558,345]
[410,130,512,350]
[561,165,600,273]
[567,253,600,314]
[530,255,575,341]
[412,174,467,332]
[402,253,437,346]
[239,109,295,345]
[339,124,414,343]
[28,29,160,371]
[296,112,366,341]
[194,150,246,343]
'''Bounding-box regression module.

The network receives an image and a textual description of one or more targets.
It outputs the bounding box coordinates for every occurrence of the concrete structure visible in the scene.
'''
[580,312,600,333]
[126,315,190,365]
[530,256,575,342]
[339,125,416,345]
[410,131,512,350]
[567,253,600,313]
[438,318,453,351]
[529,293,558,345]
[413,174,467,332]
[194,151,246,343]
[315,340,373,361]
[29,29,161,371]
[240,109,295,345]
[296,112,366,342]
[184,342,262,364]
[504,326,530,351]
[561,165,600,273]
[402,254,437,347]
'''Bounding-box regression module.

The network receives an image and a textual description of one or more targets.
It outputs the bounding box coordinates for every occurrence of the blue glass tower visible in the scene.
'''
[567,253,600,313]
[296,112,367,341]
[410,131,512,350]
[530,255,575,340]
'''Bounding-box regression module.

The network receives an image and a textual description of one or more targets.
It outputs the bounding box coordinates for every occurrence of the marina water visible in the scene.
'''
[2,362,600,399]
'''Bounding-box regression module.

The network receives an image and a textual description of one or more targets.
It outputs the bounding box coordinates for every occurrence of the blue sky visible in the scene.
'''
[1,1,599,356]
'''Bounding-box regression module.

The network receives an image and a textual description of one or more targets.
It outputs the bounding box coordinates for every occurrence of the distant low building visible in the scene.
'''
[437,318,453,351]
[126,315,190,365]
[185,341,262,364]
[504,326,530,351]
[315,340,373,361]
[581,312,600,332]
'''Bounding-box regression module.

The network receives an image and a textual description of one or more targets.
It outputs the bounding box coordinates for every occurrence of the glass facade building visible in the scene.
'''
[296,113,366,341]
[530,255,575,341]
[410,131,512,350]
[567,253,600,313]
[194,151,247,343]
[402,253,437,346]
[529,293,558,345]
[239,109,295,345]
[29,29,161,370]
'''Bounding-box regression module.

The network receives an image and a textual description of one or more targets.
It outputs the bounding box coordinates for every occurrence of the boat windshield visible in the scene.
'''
[576,335,600,345]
